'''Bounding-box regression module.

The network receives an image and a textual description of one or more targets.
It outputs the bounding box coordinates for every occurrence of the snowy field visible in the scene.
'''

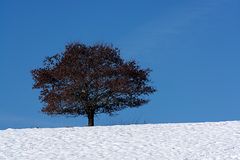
[0,121,240,160]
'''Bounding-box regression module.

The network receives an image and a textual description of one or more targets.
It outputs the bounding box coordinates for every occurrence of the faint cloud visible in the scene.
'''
[118,0,227,55]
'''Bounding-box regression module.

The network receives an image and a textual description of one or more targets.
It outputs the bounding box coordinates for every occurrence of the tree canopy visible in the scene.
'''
[31,43,156,126]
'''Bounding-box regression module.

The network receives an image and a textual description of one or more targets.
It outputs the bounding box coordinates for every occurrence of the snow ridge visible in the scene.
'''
[0,121,240,160]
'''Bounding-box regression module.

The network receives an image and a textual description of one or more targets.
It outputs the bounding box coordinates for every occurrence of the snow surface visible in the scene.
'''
[0,121,240,160]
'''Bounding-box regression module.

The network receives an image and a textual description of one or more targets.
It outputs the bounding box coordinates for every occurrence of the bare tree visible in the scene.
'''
[31,42,156,126]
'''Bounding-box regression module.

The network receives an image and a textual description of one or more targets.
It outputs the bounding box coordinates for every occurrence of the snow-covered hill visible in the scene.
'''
[0,121,240,160]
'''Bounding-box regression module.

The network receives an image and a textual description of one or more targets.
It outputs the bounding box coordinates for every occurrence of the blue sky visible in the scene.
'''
[0,0,239,129]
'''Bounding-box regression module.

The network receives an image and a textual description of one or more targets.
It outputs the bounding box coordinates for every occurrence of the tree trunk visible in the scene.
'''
[87,111,94,126]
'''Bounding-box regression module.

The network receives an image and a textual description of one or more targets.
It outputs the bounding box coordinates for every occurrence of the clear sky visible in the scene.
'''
[0,0,240,129]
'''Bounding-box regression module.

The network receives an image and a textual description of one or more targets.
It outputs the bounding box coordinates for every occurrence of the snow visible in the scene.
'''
[0,121,240,160]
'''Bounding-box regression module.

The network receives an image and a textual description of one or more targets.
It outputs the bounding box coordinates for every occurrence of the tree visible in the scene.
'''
[31,42,156,126]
